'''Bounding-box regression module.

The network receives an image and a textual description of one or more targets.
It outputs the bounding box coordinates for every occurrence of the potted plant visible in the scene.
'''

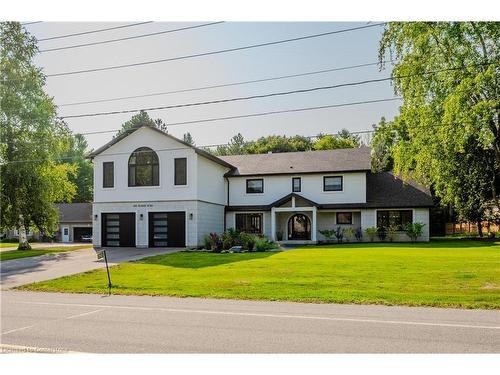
[365,227,377,242]
[344,227,355,242]
[377,227,387,241]
[334,226,344,243]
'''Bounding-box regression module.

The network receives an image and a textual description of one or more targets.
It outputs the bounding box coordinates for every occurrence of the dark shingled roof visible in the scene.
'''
[226,172,433,211]
[55,203,92,223]
[220,147,371,176]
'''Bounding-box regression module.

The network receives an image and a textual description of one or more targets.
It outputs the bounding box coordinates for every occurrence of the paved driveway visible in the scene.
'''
[0,247,180,289]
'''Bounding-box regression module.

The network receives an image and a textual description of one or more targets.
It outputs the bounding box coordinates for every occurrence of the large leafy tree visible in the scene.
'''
[60,134,93,202]
[371,117,396,172]
[314,128,361,150]
[1,22,76,249]
[245,134,314,154]
[378,22,500,232]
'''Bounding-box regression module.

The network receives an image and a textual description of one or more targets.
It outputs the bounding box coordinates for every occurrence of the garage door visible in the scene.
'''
[102,213,136,247]
[73,227,92,242]
[148,212,185,247]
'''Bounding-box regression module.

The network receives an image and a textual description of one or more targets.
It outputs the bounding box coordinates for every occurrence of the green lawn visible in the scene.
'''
[0,245,92,261]
[0,242,39,248]
[18,240,500,309]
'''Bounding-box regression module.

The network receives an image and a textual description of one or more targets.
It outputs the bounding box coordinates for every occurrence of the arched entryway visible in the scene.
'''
[287,214,311,240]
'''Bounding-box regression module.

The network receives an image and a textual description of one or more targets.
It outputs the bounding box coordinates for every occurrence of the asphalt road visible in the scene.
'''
[1,291,499,353]
[0,247,178,289]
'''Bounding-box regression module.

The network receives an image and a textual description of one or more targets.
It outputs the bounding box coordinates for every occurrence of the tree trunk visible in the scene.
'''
[18,215,31,250]
[477,220,483,238]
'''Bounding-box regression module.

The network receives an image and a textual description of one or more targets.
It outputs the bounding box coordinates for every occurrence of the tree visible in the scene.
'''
[183,132,194,145]
[378,22,500,229]
[371,117,396,172]
[313,129,360,150]
[1,22,76,249]
[214,133,247,156]
[245,135,313,154]
[60,134,93,202]
[116,110,167,136]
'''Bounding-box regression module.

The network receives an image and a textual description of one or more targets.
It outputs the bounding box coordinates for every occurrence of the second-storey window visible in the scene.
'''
[292,177,301,192]
[174,158,187,185]
[246,178,264,194]
[103,162,114,188]
[128,147,159,187]
[323,176,343,191]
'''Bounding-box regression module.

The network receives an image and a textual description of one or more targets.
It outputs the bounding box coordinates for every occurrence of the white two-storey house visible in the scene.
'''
[90,123,433,248]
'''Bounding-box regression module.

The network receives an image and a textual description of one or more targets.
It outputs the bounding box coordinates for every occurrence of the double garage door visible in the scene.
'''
[102,212,185,247]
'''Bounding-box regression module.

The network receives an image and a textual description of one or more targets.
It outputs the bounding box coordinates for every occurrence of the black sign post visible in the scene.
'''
[96,250,112,291]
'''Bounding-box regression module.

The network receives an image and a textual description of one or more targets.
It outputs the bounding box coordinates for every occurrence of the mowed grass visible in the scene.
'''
[19,240,500,309]
[0,245,92,261]
[0,242,38,248]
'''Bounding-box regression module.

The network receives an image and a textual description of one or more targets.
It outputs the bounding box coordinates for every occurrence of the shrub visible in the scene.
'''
[254,237,278,252]
[344,227,355,242]
[203,235,212,250]
[240,232,257,251]
[377,227,387,241]
[208,232,223,252]
[365,227,377,242]
[334,226,344,243]
[386,225,399,242]
[319,229,335,242]
[355,227,363,241]
[221,228,242,250]
[405,222,425,242]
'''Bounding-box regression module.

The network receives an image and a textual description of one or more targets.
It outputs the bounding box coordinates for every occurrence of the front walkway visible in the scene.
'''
[0,247,181,289]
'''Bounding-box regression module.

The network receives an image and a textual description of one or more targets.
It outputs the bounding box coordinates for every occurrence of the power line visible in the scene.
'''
[37,22,153,42]
[59,61,388,107]
[46,23,386,77]
[21,21,42,26]
[58,63,489,120]
[60,77,396,119]
[39,22,224,52]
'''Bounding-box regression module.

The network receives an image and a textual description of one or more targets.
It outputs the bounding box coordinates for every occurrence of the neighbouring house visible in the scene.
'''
[1,203,92,242]
[89,124,433,248]
[55,203,93,242]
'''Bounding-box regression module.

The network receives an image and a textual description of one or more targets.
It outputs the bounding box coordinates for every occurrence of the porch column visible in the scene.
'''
[270,207,276,241]
[311,207,317,242]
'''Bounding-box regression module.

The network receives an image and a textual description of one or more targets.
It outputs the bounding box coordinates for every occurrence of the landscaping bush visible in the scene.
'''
[254,237,278,252]
[344,227,355,242]
[319,229,335,243]
[377,227,387,241]
[203,235,212,250]
[334,227,344,243]
[355,227,363,241]
[208,232,223,252]
[240,232,257,251]
[365,227,377,242]
[386,225,399,242]
[405,222,425,242]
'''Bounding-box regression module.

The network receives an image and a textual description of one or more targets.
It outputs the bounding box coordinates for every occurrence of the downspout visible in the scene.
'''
[224,176,230,231]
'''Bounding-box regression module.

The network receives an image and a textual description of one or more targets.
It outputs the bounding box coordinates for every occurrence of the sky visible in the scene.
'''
[24,21,400,150]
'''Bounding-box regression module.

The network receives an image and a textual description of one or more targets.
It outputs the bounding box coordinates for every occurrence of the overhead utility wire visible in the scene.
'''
[21,21,42,25]
[45,23,386,77]
[58,64,488,120]
[36,21,153,41]
[39,22,225,52]
[59,61,388,107]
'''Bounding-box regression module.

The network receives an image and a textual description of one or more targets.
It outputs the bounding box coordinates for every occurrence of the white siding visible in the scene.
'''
[196,156,229,205]
[227,172,366,206]
[197,201,225,244]
[93,127,199,203]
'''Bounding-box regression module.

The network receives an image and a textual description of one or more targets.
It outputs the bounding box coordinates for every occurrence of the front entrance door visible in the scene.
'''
[61,226,70,242]
[102,213,136,247]
[287,214,311,240]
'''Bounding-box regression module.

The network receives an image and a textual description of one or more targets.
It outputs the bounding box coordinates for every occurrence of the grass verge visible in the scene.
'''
[1,245,92,261]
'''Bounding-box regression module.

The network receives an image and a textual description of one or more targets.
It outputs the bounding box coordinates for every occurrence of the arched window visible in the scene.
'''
[128,147,159,186]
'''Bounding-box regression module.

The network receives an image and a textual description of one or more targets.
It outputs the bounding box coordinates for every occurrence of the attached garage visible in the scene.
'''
[102,213,136,247]
[149,212,185,247]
